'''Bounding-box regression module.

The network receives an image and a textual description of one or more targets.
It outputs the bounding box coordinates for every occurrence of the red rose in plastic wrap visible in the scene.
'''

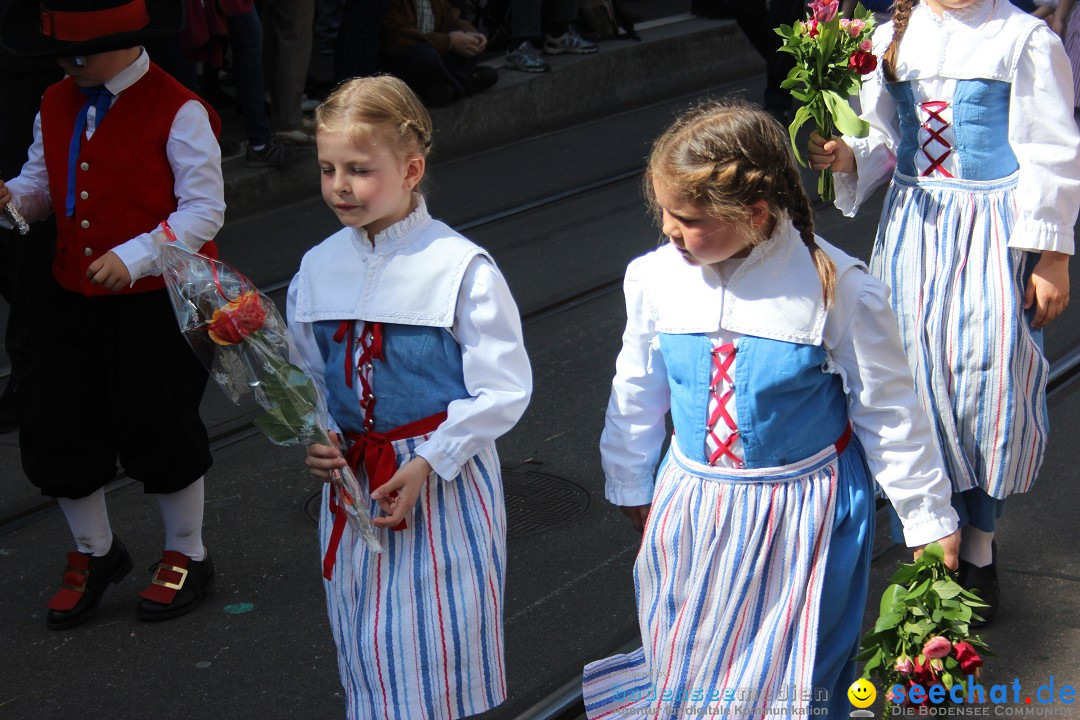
[207,290,267,345]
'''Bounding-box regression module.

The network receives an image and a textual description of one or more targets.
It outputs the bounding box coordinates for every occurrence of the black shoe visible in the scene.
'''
[959,542,999,627]
[0,380,19,434]
[465,66,498,95]
[136,550,215,622]
[245,139,308,169]
[46,535,133,630]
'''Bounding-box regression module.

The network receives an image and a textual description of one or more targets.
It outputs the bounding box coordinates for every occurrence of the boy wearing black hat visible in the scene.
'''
[0,0,225,629]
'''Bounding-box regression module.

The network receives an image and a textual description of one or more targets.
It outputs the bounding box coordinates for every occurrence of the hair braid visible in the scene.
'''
[882,0,917,83]
[783,163,836,306]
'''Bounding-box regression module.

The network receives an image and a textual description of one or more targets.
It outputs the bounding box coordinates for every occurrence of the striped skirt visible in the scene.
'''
[320,438,507,720]
[869,172,1048,499]
[1065,4,1080,108]
[583,437,874,720]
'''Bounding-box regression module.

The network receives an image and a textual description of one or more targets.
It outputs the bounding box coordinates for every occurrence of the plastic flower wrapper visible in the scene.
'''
[152,222,382,569]
[855,542,991,718]
[777,0,878,202]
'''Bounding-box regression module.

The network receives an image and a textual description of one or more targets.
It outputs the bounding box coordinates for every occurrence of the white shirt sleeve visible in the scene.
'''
[1,112,54,228]
[110,100,226,282]
[824,268,959,547]
[286,274,340,435]
[834,30,899,216]
[1007,24,1080,254]
[413,256,532,480]
[599,259,672,507]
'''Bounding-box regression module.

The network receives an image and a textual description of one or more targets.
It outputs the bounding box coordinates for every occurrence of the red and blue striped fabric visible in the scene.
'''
[870,173,1049,500]
[320,437,507,720]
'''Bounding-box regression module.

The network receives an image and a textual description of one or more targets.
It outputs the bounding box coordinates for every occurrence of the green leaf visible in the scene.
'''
[253,411,307,444]
[879,584,906,615]
[874,611,903,633]
[933,578,964,600]
[907,578,932,600]
[889,563,919,586]
[787,104,814,166]
[942,672,955,689]
[822,90,869,137]
[920,542,945,566]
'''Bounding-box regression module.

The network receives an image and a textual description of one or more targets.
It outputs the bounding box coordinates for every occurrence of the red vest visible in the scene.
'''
[40,63,221,296]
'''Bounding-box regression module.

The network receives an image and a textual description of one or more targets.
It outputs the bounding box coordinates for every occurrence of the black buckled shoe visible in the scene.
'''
[136,550,215,622]
[959,541,999,627]
[46,535,133,630]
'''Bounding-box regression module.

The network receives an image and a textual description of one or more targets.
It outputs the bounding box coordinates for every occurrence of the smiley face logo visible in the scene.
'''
[848,678,877,708]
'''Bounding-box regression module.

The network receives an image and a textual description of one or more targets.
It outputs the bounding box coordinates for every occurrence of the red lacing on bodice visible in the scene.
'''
[706,343,742,467]
[920,100,953,178]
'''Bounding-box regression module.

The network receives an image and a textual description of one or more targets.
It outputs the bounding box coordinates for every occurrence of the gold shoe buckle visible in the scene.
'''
[151,564,188,591]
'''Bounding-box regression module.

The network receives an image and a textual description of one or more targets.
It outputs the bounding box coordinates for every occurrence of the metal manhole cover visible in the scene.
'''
[503,466,590,537]
[302,466,591,536]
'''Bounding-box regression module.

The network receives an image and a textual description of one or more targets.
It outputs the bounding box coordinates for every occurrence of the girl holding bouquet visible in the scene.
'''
[582,100,960,720]
[808,0,1080,624]
[287,76,532,720]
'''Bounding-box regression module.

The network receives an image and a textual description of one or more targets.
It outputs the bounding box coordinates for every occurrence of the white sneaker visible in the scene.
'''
[543,27,598,55]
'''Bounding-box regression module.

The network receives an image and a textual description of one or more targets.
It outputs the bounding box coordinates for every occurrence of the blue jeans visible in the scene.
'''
[227,8,273,146]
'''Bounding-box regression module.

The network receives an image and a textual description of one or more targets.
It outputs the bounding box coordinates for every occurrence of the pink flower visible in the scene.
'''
[954,642,983,676]
[859,38,873,52]
[849,18,866,36]
[894,655,914,674]
[807,18,819,37]
[922,636,953,659]
[839,18,851,30]
[809,0,839,23]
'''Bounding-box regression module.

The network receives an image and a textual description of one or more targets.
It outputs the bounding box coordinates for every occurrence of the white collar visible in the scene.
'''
[348,194,431,254]
[102,47,148,96]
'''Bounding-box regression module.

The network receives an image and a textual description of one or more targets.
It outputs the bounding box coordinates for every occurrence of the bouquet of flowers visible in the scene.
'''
[152,223,382,571]
[777,0,878,202]
[855,543,990,718]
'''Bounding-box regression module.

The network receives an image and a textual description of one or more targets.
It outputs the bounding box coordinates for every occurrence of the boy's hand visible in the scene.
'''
[0,179,11,208]
[913,529,960,572]
[306,431,347,481]
[619,504,651,533]
[808,131,856,174]
[86,251,132,291]
[1025,250,1070,328]
[371,456,432,528]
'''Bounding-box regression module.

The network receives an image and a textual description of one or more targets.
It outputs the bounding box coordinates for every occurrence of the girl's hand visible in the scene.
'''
[913,529,960,572]
[807,131,856,174]
[1025,250,1070,328]
[371,456,432,528]
[0,179,11,208]
[86,250,132,291]
[619,504,651,533]
[306,431,347,481]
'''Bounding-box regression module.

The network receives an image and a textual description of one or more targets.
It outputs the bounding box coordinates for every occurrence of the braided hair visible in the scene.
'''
[316,75,433,161]
[645,98,836,305]
[882,0,918,83]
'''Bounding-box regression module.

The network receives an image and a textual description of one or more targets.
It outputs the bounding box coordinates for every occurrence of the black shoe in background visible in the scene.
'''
[465,66,498,95]
[245,139,308,169]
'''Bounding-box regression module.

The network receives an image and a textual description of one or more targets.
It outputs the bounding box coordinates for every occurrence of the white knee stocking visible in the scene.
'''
[960,526,995,567]
[155,477,206,561]
[56,488,113,556]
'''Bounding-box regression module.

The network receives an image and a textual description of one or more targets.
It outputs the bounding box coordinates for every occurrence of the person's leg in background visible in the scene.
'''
[542,0,597,55]
[334,0,389,83]
[505,0,550,72]
[262,0,316,142]
[315,0,344,54]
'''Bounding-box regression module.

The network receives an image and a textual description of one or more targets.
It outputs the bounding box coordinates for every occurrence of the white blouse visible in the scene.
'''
[1,49,226,280]
[835,0,1080,255]
[287,200,533,482]
[600,227,959,547]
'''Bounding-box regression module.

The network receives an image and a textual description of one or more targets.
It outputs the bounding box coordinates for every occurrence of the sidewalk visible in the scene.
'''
[214,13,761,220]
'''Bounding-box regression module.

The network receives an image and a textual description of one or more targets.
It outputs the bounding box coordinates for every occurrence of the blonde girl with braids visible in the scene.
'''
[583,100,960,720]
[287,75,532,720]
[809,0,1080,625]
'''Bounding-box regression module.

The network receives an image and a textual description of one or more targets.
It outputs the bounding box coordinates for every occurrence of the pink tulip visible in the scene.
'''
[922,636,953,659]
[809,0,839,23]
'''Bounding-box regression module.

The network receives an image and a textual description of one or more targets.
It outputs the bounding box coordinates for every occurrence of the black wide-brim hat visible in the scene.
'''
[0,0,183,58]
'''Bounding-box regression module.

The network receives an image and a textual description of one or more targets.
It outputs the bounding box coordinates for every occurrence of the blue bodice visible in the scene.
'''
[887,78,1018,180]
[659,333,849,468]
[313,321,469,433]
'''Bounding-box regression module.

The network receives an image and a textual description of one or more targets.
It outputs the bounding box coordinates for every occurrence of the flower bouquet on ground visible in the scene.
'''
[856,542,991,719]
[152,222,382,562]
[777,0,878,202]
